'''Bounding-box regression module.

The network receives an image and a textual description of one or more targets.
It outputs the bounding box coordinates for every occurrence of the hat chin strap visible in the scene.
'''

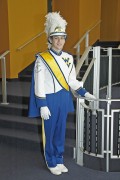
[50,47,62,55]
[48,37,52,44]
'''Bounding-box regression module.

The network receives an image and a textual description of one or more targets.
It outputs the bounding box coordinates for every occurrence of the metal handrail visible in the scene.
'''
[101,47,120,50]
[76,97,120,172]
[75,46,120,172]
[82,58,95,83]
[77,96,120,102]
[74,20,101,67]
[0,50,10,59]
[74,31,89,49]
[75,46,92,76]
[0,50,10,104]
[74,20,101,49]
[17,31,45,51]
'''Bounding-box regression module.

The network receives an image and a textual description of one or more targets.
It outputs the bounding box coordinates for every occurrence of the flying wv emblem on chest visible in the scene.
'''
[62,57,71,67]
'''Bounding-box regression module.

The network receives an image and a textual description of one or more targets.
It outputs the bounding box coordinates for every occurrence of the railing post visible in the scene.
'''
[85,32,89,65]
[76,44,80,66]
[105,47,112,172]
[75,97,84,166]
[93,46,100,109]
[107,48,112,99]
[1,56,9,104]
[106,99,111,172]
[85,32,89,48]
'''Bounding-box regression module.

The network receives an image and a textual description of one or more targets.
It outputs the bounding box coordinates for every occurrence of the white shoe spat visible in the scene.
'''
[48,166,62,175]
[57,164,68,173]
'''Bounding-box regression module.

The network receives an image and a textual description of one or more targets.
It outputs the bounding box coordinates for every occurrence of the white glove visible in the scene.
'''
[40,106,51,120]
[85,92,96,101]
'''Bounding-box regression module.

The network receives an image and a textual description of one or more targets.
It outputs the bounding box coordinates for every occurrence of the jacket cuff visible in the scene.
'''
[35,97,47,108]
[76,88,87,97]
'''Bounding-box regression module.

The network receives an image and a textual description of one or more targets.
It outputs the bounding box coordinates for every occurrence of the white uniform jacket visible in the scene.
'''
[34,49,83,99]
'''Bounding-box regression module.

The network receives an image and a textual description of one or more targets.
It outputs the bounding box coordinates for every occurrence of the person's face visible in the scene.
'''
[51,35,66,51]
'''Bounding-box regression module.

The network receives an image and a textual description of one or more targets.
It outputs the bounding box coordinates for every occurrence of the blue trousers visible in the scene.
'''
[43,89,73,167]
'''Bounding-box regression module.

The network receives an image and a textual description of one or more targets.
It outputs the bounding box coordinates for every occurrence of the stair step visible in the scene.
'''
[20,70,32,76]
[93,40,120,47]
[0,127,40,142]
[0,113,76,139]
[0,114,39,125]
[0,81,31,97]
[0,127,75,146]
[0,127,75,156]
[1,94,76,106]
[80,64,88,71]
[0,103,28,116]
[19,75,32,82]
[18,62,34,77]
[0,114,40,133]
[0,95,29,104]
[80,70,86,77]
[0,102,76,122]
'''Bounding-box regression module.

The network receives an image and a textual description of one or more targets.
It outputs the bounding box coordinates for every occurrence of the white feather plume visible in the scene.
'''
[44,12,67,36]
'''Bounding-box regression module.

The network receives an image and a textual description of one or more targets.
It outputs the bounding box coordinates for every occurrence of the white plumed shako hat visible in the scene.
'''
[44,12,67,37]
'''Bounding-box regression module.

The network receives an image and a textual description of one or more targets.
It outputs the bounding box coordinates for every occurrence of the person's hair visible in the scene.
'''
[48,35,67,44]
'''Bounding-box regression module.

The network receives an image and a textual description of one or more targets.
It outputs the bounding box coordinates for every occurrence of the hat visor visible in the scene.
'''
[49,32,67,37]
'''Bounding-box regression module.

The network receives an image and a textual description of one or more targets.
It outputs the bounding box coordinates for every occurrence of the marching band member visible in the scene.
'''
[28,12,96,175]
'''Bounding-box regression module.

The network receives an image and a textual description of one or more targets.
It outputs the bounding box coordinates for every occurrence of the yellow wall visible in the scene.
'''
[52,0,80,54]
[100,0,120,41]
[5,0,47,78]
[79,0,101,52]
[0,0,10,77]
[52,0,101,54]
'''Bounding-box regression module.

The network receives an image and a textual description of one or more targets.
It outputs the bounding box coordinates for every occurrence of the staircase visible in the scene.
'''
[0,63,77,157]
